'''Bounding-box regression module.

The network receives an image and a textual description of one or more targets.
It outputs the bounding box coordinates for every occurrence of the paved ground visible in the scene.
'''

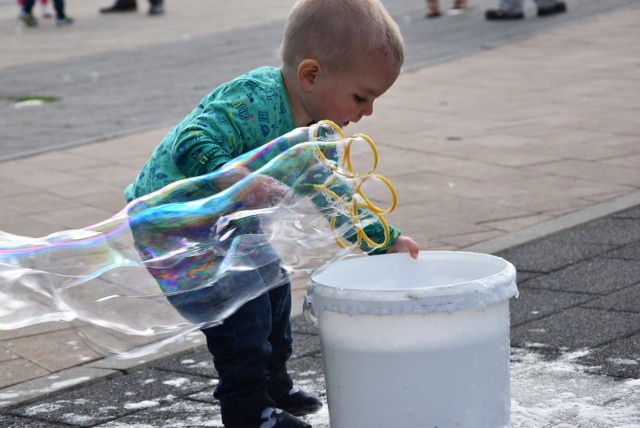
[1,0,636,161]
[0,0,639,426]
[0,209,639,426]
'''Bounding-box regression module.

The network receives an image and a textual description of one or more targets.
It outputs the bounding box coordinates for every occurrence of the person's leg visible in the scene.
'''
[52,0,73,25]
[51,0,63,19]
[499,0,524,14]
[148,0,164,15]
[190,265,311,427]
[203,290,275,427]
[452,0,467,10]
[22,0,36,13]
[265,274,321,416]
[426,0,441,18]
[20,0,38,26]
[265,277,294,401]
[486,0,524,19]
[40,0,52,18]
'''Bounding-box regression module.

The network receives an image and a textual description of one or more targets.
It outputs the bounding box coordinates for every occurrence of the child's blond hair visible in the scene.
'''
[280,0,404,75]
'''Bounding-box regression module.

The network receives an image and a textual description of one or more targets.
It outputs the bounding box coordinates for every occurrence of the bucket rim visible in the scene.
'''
[306,250,518,316]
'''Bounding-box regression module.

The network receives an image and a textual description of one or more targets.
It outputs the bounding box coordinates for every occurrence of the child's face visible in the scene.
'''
[304,53,400,127]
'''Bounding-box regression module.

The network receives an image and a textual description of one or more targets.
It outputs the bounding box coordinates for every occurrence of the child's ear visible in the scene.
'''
[297,59,323,92]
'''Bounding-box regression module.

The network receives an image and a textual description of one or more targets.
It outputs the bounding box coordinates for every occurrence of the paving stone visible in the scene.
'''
[150,347,217,380]
[3,328,101,373]
[510,287,595,326]
[290,314,319,336]
[0,358,50,390]
[515,271,541,283]
[557,217,640,246]
[511,307,640,350]
[96,399,222,428]
[604,241,640,261]
[581,283,640,313]
[292,333,322,358]
[497,238,614,273]
[521,257,640,295]
[576,333,640,379]
[7,368,215,427]
[613,205,640,219]
[0,414,66,427]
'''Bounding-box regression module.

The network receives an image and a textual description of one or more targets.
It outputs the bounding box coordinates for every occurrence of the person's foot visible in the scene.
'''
[426,10,441,18]
[148,4,164,15]
[259,408,311,428]
[272,387,322,417]
[447,6,466,16]
[227,408,311,428]
[56,16,74,26]
[100,0,137,13]
[41,4,53,18]
[19,11,38,27]
[538,1,567,17]
[485,8,524,20]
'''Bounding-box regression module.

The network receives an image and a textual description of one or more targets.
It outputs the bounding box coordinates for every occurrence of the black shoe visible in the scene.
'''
[227,408,311,428]
[485,9,524,20]
[148,4,164,14]
[260,408,311,428]
[273,388,322,417]
[538,2,567,16]
[100,0,137,13]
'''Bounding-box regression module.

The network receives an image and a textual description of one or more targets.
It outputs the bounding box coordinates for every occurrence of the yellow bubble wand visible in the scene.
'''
[311,121,398,250]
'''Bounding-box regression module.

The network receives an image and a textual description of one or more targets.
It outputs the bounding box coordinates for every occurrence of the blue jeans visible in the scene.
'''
[169,262,295,426]
[130,211,293,425]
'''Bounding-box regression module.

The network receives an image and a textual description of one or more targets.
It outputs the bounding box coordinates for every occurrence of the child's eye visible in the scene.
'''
[354,95,367,103]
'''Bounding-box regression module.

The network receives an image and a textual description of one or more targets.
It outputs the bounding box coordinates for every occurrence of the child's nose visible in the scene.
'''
[361,101,374,117]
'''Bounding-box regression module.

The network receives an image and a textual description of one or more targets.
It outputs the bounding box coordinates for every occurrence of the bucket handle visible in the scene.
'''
[303,295,318,327]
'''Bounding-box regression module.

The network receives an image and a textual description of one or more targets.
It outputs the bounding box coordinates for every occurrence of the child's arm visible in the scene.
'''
[212,166,289,209]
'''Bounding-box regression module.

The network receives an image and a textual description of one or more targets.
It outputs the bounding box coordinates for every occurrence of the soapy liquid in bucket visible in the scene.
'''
[320,301,512,428]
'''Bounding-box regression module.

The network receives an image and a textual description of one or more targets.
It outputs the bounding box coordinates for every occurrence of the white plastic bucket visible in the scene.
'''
[305,251,518,428]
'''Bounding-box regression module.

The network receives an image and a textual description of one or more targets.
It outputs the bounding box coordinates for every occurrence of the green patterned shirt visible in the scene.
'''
[124,66,399,253]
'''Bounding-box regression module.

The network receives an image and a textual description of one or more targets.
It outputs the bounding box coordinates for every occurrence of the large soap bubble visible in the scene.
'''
[0,121,398,358]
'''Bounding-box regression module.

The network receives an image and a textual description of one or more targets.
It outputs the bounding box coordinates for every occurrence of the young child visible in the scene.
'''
[125,0,419,427]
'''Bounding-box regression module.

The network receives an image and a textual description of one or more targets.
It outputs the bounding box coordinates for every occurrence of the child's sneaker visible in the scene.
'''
[56,16,74,26]
[273,387,322,416]
[41,3,53,18]
[259,408,311,428]
[19,11,38,27]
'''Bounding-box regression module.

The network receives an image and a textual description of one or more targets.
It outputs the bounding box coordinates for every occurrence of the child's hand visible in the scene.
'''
[213,168,289,208]
[246,174,289,207]
[386,235,420,259]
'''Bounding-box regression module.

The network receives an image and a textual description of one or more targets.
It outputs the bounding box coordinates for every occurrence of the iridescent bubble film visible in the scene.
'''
[0,121,398,358]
